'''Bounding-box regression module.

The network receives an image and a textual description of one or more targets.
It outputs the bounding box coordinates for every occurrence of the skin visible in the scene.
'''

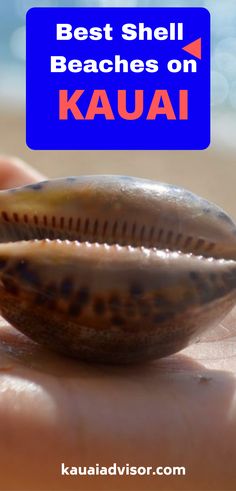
[0,157,236,491]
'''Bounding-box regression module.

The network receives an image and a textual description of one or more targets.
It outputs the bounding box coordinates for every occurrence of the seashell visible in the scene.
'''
[0,175,235,364]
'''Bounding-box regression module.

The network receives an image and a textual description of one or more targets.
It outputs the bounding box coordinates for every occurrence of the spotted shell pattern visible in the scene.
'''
[0,175,235,363]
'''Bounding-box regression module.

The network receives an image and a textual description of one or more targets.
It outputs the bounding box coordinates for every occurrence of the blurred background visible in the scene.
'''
[0,0,236,219]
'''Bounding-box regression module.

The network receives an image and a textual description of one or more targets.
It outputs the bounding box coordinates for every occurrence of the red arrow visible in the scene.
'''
[182,38,202,60]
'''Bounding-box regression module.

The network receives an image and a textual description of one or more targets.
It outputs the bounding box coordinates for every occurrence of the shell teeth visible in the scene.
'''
[115,244,122,251]
[6,238,235,265]
[127,245,135,252]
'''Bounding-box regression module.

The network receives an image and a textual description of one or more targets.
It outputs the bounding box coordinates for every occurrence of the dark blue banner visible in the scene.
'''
[26,7,210,150]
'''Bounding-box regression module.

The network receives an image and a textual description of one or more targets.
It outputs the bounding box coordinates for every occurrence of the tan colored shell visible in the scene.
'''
[0,175,235,363]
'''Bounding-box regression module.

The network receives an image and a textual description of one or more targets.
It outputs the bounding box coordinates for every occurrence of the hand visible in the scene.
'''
[0,157,235,491]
